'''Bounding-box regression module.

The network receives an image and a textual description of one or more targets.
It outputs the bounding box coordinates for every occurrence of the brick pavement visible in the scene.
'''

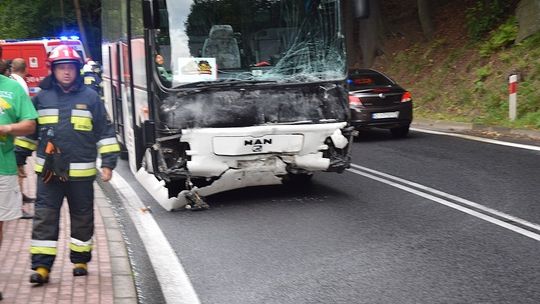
[0,157,137,304]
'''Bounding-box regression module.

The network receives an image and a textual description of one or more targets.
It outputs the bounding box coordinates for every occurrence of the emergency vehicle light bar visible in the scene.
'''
[0,37,81,43]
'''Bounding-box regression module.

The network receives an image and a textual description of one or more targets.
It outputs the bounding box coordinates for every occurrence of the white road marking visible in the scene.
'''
[411,127,540,151]
[110,173,201,304]
[347,165,540,242]
[351,164,540,233]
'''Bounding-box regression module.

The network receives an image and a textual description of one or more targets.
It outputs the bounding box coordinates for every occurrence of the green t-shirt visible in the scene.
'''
[0,75,38,175]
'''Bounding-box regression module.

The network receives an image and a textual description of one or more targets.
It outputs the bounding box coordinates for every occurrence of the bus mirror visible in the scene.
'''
[143,120,156,148]
[143,0,156,29]
[354,0,370,19]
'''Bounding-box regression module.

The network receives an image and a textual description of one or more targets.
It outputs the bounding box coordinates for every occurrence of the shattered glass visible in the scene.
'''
[161,0,346,87]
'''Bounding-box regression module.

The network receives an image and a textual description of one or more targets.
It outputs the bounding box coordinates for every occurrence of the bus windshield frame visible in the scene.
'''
[155,0,347,87]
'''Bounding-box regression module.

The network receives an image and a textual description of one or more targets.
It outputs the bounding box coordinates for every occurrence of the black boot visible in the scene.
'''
[29,273,49,285]
[30,267,49,285]
[73,263,88,276]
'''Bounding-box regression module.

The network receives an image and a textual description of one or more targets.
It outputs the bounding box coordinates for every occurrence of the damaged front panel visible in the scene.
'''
[160,83,349,129]
[155,82,352,178]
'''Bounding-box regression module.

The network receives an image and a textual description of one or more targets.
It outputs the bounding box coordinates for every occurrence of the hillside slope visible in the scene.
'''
[372,1,540,130]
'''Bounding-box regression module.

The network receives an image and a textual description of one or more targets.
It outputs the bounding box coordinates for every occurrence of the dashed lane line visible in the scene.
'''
[347,164,540,242]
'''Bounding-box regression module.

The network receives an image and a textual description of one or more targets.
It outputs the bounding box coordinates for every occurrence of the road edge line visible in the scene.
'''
[110,173,201,304]
[411,127,540,151]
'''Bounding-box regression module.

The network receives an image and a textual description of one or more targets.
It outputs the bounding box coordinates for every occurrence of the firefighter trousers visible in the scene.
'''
[30,177,95,271]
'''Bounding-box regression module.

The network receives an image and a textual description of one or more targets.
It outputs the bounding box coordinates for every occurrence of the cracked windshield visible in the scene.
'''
[158,0,346,87]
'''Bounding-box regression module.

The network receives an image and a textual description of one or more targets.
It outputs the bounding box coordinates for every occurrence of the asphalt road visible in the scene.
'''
[117,128,540,304]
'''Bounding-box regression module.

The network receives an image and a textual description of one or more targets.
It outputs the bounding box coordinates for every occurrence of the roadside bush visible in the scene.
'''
[465,0,514,41]
[518,111,540,129]
[518,81,540,112]
[479,17,518,57]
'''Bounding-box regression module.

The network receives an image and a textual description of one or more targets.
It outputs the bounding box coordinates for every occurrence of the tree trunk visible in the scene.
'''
[73,0,91,59]
[357,0,384,67]
[418,0,435,41]
[60,0,66,31]
[344,0,360,68]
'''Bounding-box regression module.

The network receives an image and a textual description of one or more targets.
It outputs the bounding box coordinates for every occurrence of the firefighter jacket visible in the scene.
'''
[83,71,102,94]
[15,75,120,180]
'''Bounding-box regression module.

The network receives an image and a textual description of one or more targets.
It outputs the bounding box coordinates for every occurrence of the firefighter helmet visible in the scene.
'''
[48,45,83,68]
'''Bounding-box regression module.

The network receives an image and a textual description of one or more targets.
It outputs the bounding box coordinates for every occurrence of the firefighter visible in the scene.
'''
[82,60,101,94]
[15,45,120,285]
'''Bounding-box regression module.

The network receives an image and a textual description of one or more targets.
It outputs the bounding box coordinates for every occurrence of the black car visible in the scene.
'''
[347,69,413,138]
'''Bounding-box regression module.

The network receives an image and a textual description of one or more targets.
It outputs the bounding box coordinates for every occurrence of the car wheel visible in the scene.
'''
[390,125,410,138]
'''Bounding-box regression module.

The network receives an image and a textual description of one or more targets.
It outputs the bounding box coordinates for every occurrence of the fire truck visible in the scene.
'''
[0,37,86,96]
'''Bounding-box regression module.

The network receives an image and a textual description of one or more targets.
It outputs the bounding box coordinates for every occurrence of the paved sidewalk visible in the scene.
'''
[0,158,137,304]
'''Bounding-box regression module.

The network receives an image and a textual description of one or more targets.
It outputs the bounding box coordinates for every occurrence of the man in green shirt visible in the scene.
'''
[0,68,38,300]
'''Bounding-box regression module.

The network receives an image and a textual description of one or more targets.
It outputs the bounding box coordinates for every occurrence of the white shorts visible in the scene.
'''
[0,175,22,221]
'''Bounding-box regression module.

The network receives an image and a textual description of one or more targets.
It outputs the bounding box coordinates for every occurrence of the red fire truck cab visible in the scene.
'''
[0,37,86,96]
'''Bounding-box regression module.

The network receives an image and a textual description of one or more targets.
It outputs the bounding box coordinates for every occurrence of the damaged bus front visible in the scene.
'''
[102,0,368,210]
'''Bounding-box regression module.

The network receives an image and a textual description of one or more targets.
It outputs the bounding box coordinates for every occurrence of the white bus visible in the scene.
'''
[101,0,368,211]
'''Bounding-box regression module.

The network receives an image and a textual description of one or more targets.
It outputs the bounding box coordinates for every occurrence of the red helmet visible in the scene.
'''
[48,45,83,68]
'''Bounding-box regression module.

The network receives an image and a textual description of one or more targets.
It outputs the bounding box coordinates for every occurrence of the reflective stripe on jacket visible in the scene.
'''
[15,75,120,180]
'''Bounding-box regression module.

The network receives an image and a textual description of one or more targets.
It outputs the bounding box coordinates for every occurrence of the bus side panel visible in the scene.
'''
[131,38,148,125]
[120,42,139,173]
[101,44,114,123]
[102,43,127,157]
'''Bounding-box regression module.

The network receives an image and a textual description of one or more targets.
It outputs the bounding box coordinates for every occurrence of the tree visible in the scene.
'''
[417,0,435,41]
[73,0,90,58]
[0,0,63,38]
[72,0,101,60]
[0,0,101,59]
[345,0,385,68]
[347,0,438,67]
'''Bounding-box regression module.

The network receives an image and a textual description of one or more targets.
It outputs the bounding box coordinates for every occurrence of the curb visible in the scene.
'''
[412,118,540,142]
[95,184,138,304]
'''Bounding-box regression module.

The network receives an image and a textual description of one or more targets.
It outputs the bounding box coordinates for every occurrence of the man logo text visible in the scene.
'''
[244,138,272,146]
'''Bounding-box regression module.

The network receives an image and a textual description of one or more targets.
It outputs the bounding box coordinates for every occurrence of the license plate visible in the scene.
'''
[372,111,399,119]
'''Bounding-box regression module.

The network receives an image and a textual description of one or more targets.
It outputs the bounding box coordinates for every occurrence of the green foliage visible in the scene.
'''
[377,1,540,131]
[383,27,540,130]
[475,65,491,80]
[0,0,101,59]
[518,111,540,129]
[479,17,518,57]
[474,65,491,92]
[465,0,513,41]
[0,0,62,38]
[518,80,540,114]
